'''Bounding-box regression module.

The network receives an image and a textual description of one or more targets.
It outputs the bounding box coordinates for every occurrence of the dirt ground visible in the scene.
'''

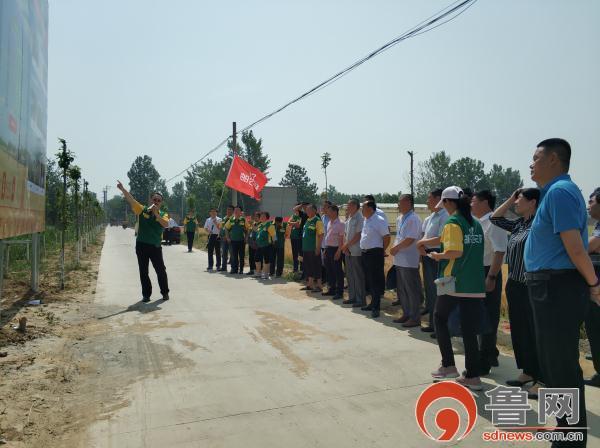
[0,232,113,447]
[0,232,595,447]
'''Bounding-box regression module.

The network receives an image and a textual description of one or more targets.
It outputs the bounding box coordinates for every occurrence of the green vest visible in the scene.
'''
[137,206,166,247]
[184,217,197,233]
[302,216,321,251]
[439,214,485,296]
[220,215,232,237]
[256,221,273,248]
[228,217,247,241]
[290,214,302,239]
[275,222,288,249]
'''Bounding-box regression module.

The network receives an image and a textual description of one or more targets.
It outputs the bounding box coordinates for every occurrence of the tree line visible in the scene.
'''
[111,134,523,223]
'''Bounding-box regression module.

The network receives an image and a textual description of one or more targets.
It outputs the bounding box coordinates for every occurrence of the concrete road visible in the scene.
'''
[84,227,600,447]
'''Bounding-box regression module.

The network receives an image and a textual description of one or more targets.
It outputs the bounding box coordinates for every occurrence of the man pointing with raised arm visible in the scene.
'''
[117,180,171,303]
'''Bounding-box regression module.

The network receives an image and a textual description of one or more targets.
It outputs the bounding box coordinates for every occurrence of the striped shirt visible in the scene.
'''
[490,216,533,284]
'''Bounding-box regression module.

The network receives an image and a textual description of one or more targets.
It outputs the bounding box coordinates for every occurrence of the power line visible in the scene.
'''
[165,0,478,184]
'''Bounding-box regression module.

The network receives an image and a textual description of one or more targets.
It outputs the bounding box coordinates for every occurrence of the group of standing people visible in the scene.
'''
[118,137,599,447]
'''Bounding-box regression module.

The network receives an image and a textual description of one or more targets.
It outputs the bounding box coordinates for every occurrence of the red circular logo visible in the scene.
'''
[415,382,478,441]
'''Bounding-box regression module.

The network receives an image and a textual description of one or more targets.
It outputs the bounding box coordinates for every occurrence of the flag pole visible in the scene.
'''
[232,122,237,207]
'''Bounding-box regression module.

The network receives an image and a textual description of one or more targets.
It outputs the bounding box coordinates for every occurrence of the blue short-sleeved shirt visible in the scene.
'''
[524,174,588,271]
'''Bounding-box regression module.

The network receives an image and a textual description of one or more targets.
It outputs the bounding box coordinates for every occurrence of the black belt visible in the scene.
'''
[362,247,383,253]
[524,269,577,281]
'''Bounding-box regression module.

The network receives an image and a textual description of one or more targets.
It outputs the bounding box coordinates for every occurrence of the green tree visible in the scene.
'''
[105,195,127,222]
[279,164,318,204]
[127,155,163,203]
[45,158,62,226]
[414,151,453,201]
[184,159,229,220]
[240,130,270,175]
[483,164,524,202]
[448,157,487,192]
[170,181,186,220]
[326,185,351,205]
[415,151,523,203]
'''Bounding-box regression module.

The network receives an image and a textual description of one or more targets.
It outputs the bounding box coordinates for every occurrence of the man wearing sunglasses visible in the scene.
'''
[117,180,170,303]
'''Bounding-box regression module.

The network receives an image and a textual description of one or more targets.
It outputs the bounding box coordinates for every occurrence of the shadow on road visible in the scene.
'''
[96,299,165,320]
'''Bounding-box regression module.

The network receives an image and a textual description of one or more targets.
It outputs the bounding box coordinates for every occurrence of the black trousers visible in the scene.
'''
[434,295,482,378]
[135,241,169,299]
[585,266,600,375]
[186,231,195,251]
[230,240,245,273]
[480,266,502,367]
[362,248,385,311]
[220,239,230,270]
[270,246,285,276]
[422,253,439,329]
[248,246,257,272]
[291,238,302,272]
[207,234,221,269]
[324,247,344,295]
[528,270,588,446]
[505,279,541,380]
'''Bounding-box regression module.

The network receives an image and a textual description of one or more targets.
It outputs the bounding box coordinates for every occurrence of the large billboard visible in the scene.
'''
[0,0,48,238]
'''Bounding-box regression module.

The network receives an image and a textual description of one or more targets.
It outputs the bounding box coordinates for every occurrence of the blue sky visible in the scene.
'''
[46,0,600,200]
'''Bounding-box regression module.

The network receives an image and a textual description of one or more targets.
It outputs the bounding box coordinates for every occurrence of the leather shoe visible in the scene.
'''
[352,303,364,308]
[420,309,429,316]
[391,300,402,306]
[421,326,435,333]
[430,333,437,339]
[584,373,600,388]
[371,310,380,318]
[361,305,373,311]
[342,299,354,305]
[402,319,421,328]
[322,290,335,296]
[332,294,343,300]
[393,316,409,324]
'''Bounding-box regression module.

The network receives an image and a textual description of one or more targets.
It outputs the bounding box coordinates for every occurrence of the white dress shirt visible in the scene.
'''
[204,216,222,235]
[479,212,508,266]
[360,213,389,250]
[421,208,449,249]
[393,210,422,268]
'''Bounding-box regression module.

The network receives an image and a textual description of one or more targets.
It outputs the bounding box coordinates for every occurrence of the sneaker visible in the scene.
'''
[142,297,151,303]
[431,365,460,380]
[162,294,170,301]
[456,375,483,391]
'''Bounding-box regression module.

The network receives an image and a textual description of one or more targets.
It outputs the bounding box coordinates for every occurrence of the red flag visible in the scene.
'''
[225,155,268,200]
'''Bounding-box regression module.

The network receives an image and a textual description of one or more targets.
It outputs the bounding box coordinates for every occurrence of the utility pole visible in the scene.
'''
[407,150,415,197]
[103,186,110,222]
[232,121,237,207]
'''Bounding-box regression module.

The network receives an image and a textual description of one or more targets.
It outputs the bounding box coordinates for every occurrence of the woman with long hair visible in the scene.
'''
[491,188,542,397]
[429,186,486,390]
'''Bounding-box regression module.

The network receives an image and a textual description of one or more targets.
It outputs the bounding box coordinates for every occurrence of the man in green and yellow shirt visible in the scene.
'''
[270,217,288,277]
[218,205,234,271]
[224,205,249,274]
[117,180,170,303]
[256,211,276,280]
[301,204,324,292]
[183,211,199,253]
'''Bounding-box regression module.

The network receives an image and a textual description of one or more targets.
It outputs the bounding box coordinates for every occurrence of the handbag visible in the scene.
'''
[435,276,456,296]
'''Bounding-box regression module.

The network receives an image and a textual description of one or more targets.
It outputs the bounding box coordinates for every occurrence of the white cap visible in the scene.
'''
[436,186,464,209]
